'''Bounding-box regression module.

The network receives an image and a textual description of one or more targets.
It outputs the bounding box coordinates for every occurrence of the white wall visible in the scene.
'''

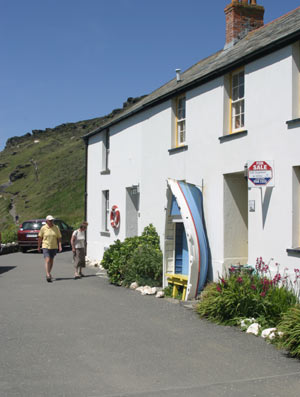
[86,42,300,282]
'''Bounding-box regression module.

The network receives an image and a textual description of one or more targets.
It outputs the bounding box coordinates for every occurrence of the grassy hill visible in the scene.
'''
[0,96,145,242]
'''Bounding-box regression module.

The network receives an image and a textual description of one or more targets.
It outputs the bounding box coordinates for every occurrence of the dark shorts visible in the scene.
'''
[43,248,58,258]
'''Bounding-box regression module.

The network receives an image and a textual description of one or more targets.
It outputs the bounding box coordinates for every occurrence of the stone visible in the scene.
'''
[261,328,277,339]
[156,291,164,298]
[240,318,256,327]
[85,256,101,268]
[246,323,261,335]
[130,282,139,290]
[9,170,25,182]
[136,286,157,295]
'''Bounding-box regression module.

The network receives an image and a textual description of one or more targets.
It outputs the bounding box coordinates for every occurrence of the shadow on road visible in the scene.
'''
[54,274,97,281]
[22,246,73,254]
[0,266,16,275]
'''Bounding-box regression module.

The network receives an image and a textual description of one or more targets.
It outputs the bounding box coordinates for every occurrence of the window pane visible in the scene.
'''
[239,72,244,85]
[239,85,244,98]
[233,74,238,87]
[241,114,245,127]
[177,97,186,120]
[178,109,184,120]
[234,115,240,129]
[177,121,185,144]
[233,87,239,101]
[232,102,239,116]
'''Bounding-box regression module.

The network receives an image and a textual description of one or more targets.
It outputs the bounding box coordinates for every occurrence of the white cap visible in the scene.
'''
[46,215,55,221]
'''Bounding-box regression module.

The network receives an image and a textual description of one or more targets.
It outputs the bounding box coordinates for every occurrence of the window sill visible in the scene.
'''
[100,169,111,175]
[219,130,248,143]
[286,248,300,256]
[100,231,110,237]
[286,118,300,127]
[168,145,188,155]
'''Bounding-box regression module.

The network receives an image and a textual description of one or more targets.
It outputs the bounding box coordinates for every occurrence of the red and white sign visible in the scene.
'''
[248,160,274,187]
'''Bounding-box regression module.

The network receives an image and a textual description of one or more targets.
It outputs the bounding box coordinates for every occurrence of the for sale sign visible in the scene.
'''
[248,160,274,187]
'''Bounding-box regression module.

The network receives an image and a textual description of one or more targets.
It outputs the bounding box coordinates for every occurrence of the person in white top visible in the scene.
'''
[71,222,88,279]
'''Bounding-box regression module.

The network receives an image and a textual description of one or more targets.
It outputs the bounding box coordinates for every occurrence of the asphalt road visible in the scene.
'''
[0,251,300,397]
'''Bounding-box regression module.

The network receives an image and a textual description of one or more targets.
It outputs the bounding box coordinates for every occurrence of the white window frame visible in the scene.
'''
[102,190,110,232]
[230,69,245,133]
[292,42,300,120]
[101,129,110,172]
[292,167,300,248]
[175,95,186,146]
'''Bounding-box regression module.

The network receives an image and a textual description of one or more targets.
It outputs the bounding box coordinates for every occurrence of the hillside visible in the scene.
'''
[0,96,145,240]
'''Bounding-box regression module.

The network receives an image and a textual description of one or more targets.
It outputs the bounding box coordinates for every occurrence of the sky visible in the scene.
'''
[1,0,300,151]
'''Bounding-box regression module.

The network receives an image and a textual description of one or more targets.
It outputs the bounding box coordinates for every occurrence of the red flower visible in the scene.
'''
[260,291,266,297]
[237,277,243,284]
[250,285,256,290]
[216,285,222,293]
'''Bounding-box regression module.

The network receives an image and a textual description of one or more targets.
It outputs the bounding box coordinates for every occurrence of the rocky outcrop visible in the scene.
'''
[5,133,31,148]
[9,164,31,182]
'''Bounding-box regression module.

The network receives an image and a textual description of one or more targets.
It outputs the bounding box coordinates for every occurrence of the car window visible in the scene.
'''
[22,221,45,230]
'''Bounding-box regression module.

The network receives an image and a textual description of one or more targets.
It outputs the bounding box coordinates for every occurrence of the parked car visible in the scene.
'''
[17,219,73,253]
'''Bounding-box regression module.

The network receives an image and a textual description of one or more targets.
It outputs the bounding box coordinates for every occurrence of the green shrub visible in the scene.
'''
[277,305,300,358]
[1,226,18,244]
[197,272,297,327]
[140,224,160,247]
[101,238,141,285]
[101,224,162,286]
[163,285,173,297]
[123,244,162,287]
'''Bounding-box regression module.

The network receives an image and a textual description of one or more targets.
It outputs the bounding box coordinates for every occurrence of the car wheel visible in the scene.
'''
[20,247,28,253]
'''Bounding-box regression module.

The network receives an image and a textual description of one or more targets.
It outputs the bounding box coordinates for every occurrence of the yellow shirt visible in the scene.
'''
[39,224,62,249]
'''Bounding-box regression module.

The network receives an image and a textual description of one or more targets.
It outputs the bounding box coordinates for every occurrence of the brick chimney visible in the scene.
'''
[225,0,265,48]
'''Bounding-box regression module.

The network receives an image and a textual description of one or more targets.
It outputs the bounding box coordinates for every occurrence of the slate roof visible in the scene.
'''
[84,6,300,140]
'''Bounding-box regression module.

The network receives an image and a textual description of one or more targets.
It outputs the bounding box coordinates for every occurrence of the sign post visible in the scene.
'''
[247,160,274,188]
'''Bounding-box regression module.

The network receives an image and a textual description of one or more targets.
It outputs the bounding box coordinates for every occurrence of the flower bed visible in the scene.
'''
[197,257,300,358]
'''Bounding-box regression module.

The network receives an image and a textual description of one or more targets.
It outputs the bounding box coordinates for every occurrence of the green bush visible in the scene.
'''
[1,226,18,244]
[123,244,162,287]
[197,272,297,327]
[277,305,300,358]
[101,224,163,286]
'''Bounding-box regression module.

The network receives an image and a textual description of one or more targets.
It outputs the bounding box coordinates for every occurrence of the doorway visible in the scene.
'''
[126,186,140,238]
[175,222,189,275]
[224,172,248,270]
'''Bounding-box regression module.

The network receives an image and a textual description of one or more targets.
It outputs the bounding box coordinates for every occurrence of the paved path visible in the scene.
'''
[0,251,300,397]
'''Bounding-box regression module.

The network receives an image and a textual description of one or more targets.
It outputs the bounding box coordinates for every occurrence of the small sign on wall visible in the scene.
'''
[247,160,275,188]
[248,200,255,212]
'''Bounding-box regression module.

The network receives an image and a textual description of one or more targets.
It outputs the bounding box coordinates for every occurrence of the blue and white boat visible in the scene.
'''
[164,179,209,300]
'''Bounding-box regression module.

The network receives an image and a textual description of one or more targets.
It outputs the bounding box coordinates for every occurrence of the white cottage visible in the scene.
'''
[83,0,300,299]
